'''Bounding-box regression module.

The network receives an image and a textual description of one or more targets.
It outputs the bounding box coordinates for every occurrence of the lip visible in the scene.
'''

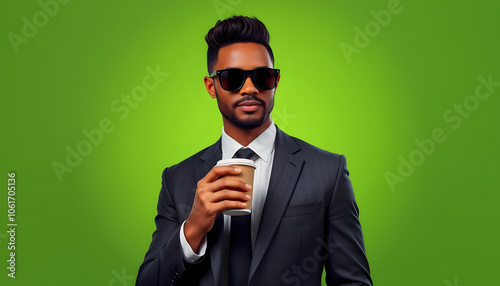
[237,100,262,112]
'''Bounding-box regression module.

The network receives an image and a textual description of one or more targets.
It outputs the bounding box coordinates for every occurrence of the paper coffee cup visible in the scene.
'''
[216,158,256,216]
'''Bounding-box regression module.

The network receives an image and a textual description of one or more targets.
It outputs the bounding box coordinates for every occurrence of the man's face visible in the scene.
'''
[205,42,279,130]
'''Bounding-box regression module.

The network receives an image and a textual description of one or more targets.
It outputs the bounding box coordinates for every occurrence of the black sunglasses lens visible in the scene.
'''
[254,68,277,90]
[220,69,245,91]
[218,68,278,91]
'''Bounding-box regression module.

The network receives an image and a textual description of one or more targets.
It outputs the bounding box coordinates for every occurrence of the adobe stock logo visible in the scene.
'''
[281,235,341,285]
[213,0,244,19]
[339,0,404,63]
[444,277,465,286]
[108,267,134,286]
[385,74,499,192]
[7,0,70,54]
[51,64,169,182]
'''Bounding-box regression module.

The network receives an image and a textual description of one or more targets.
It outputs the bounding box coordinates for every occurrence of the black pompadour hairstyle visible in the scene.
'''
[205,15,274,74]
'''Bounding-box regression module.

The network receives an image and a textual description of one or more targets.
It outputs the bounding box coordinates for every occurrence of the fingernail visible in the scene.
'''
[241,202,247,207]
[245,195,251,200]
[246,184,252,189]
[234,168,241,172]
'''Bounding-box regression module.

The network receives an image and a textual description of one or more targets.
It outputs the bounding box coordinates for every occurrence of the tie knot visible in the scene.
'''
[233,148,257,160]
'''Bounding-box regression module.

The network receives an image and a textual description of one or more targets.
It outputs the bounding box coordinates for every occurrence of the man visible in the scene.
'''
[136,16,372,286]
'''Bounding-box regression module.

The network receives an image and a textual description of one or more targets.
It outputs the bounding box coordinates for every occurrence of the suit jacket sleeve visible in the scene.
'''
[325,155,372,286]
[136,167,206,286]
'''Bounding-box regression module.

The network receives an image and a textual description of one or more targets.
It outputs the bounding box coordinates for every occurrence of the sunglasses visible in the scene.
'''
[209,67,280,91]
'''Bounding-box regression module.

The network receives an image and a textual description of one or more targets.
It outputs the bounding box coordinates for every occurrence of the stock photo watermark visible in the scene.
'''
[6,172,17,278]
[385,73,499,192]
[108,267,135,286]
[340,0,406,63]
[51,64,169,182]
[213,0,245,19]
[7,0,70,54]
[444,277,465,286]
[273,106,296,129]
[238,105,295,144]
[281,235,341,285]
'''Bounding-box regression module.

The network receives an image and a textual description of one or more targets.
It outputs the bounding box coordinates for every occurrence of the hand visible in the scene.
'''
[184,166,252,252]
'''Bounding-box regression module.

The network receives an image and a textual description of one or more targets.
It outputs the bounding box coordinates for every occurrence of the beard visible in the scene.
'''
[215,93,274,130]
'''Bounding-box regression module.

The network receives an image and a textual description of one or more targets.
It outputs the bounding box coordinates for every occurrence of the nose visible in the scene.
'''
[239,74,258,95]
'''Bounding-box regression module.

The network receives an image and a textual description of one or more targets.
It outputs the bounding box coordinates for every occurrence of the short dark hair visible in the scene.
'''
[205,15,274,74]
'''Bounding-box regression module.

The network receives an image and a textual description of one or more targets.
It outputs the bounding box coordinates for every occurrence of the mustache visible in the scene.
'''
[233,96,266,108]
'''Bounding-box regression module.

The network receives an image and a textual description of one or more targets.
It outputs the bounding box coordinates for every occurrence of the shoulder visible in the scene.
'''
[295,136,341,158]
[162,141,218,179]
[278,128,344,164]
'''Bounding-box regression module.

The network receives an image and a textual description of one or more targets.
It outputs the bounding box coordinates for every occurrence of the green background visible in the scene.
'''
[1,0,499,285]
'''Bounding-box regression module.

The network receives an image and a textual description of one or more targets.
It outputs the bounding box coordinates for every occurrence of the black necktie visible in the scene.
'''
[228,148,256,285]
[233,147,257,160]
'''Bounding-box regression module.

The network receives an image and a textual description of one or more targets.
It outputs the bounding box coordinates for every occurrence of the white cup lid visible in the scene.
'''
[216,158,256,168]
[224,209,251,216]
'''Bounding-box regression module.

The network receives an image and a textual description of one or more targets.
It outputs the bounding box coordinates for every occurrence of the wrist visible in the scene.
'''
[184,218,204,251]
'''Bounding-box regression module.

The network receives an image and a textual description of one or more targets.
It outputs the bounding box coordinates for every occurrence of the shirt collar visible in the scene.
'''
[221,119,276,162]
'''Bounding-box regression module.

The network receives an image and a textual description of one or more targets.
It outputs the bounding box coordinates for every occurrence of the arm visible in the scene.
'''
[325,155,373,286]
[136,165,252,285]
[136,167,199,286]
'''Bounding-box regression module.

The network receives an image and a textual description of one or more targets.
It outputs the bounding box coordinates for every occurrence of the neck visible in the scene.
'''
[223,118,272,146]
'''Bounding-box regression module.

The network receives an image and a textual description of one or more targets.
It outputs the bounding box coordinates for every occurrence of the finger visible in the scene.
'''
[199,175,250,194]
[201,166,242,183]
[212,200,248,213]
[210,189,252,203]
[211,176,252,194]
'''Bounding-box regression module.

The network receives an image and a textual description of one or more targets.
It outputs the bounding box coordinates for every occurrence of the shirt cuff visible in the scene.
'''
[179,221,207,263]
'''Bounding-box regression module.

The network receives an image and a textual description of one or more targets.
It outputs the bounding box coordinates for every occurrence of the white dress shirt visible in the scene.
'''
[180,120,276,262]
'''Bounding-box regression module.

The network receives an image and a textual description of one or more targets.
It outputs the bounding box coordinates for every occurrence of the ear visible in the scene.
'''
[274,73,281,90]
[204,76,217,99]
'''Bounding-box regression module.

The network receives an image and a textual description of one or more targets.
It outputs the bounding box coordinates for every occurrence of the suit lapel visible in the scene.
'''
[194,130,304,284]
[196,139,224,285]
[249,128,304,282]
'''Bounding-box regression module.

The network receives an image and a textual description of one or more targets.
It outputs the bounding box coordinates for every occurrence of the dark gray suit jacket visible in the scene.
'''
[136,127,372,286]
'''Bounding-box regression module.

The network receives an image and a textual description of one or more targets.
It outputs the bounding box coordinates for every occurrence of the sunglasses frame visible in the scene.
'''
[209,67,280,91]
